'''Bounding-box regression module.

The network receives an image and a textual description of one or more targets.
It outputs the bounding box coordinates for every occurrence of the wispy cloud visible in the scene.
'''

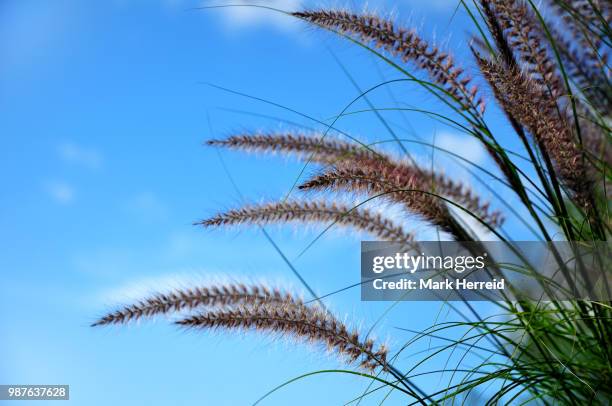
[96,272,206,305]
[58,142,103,169]
[435,132,486,165]
[434,132,495,239]
[411,0,460,11]
[212,0,302,31]
[45,180,75,204]
[124,192,168,221]
[94,270,299,307]
[201,0,457,33]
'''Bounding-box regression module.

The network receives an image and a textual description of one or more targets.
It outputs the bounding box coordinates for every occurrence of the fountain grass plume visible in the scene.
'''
[207,133,388,165]
[209,132,504,227]
[91,283,304,327]
[298,161,475,240]
[292,9,485,115]
[475,54,593,209]
[94,2,611,403]
[176,303,389,372]
[196,200,416,245]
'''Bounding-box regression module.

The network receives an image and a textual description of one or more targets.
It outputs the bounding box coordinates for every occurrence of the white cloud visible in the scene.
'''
[433,133,497,239]
[94,271,299,307]
[212,0,302,31]
[399,0,460,12]
[45,181,75,204]
[424,0,459,10]
[451,205,497,240]
[58,142,103,169]
[124,192,168,220]
[97,272,201,305]
[435,132,486,165]
[165,231,204,258]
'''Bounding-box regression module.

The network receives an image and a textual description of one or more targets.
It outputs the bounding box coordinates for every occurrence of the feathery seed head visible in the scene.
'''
[298,161,459,235]
[196,200,416,245]
[207,133,504,227]
[476,54,593,207]
[91,283,303,327]
[292,9,485,114]
[176,303,388,372]
[207,133,387,165]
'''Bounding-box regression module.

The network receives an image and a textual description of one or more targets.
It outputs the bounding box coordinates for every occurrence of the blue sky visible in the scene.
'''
[1,1,529,405]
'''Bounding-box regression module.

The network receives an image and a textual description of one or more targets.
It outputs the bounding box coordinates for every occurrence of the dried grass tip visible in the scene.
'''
[93,282,388,372]
[177,303,389,372]
[91,283,302,327]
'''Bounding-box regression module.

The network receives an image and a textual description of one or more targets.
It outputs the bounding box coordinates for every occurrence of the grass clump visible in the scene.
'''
[95,1,611,404]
